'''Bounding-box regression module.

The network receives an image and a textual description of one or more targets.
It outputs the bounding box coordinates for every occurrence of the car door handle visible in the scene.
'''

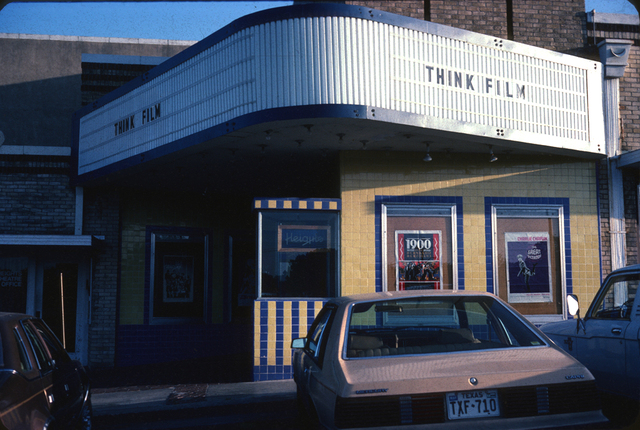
[612,327,622,335]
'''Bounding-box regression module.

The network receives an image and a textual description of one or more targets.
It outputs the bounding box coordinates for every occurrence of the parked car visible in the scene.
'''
[0,312,91,430]
[292,290,606,430]
[542,264,640,424]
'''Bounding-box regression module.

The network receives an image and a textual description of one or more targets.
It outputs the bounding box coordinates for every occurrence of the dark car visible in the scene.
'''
[0,312,91,430]
[541,264,640,424]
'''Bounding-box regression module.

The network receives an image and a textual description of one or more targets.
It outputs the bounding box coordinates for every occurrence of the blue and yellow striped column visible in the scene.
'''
[254,298,326,381]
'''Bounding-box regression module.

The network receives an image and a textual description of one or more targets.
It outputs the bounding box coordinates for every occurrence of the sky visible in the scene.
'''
[0,0,637,42]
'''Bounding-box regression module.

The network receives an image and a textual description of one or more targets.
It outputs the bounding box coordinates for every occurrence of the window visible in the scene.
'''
[0,257,28,313]
[589,273,638,320]
[346,296,544,359]
[382,204,457,291]
[492,205,564,317]
[306,305,336,364]
[149,228,210,323]
[13,329,32,372]
[22,321,54,373]
[30,319,70,364]
[259,211,339,298]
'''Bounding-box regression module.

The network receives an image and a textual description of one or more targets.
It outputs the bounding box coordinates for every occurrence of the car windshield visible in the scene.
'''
[346,295,545,358]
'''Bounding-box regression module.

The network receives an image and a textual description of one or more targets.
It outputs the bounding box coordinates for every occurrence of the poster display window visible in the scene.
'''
[492,205,564,318]
[396,230,441,290]
[504,232,552,303]
[149,228,210,323]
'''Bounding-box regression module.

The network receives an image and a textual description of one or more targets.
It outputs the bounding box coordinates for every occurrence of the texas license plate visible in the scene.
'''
[446,390,500,420]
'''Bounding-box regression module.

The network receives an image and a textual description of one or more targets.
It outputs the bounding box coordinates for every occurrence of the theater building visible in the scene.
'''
[2,1,639,381]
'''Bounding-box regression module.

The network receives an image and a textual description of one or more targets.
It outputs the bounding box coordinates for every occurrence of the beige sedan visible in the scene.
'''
[292,291,607,429]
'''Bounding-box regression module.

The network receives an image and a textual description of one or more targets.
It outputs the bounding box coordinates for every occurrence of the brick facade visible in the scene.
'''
[349,0,585,53]
[83,187,121,366]
[0,168,75,235]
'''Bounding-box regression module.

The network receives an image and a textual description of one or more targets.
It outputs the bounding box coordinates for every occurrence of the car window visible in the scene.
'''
[346,296,545,358]
[30,319,70,364]
[306,305,335,364]
[22,321,54,373]
[589,273,639,320]
[13,329,32,373]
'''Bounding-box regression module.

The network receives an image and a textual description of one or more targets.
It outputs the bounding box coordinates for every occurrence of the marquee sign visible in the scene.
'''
[74,4,604,180]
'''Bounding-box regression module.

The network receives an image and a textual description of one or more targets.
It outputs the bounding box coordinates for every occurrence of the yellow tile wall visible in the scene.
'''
[340,151,601,306]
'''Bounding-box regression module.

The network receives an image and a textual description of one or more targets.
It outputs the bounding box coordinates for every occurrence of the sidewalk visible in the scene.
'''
[92,380,297,417]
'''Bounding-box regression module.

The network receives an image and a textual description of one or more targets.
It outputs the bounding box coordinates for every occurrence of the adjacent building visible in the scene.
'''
[1,0,639,381]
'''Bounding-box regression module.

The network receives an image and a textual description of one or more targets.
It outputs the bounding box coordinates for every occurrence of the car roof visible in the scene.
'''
[608,264,640,277]
[327,290,496,307]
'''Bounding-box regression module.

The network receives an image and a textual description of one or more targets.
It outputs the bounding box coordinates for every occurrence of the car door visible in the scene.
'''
[0,323,49,430]
[298,305,337,420]
[575,273,639,398]
[21,318,83,428]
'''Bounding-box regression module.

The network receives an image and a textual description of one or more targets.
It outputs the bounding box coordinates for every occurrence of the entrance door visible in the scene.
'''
[383,204,456,291]
[0,253,91,364]
[36,260,90,364]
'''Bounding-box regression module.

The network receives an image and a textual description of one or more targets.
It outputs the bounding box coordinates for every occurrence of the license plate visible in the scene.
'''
[446,390,500,420]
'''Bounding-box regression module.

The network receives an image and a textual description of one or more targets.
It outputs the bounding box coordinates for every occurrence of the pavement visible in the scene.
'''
[92,379,297,417]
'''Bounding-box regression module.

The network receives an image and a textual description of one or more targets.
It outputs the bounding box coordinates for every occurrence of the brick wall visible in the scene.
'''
[429,0,508,39]
[83,187,121,367]
[347,1,424,20]
[0,163,75,235]
[511,0,585,53]
[621,47,640,153]
[351,0,586,53]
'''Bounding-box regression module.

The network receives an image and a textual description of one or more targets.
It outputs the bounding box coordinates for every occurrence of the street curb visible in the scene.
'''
[92,380,297,416]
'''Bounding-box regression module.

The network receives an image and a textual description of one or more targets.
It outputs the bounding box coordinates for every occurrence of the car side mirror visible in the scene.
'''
[567,294,580,317]
[291,338,305,349]
[567,294,585,334]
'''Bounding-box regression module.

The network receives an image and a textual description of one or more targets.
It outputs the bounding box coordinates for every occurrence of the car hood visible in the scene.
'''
[337,346,591,397]
[540,320,580,337]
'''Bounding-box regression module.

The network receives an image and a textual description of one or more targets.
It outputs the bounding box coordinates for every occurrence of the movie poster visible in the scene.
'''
[505,232,552,303]
[163,255,194,302]
[396,231,441,290]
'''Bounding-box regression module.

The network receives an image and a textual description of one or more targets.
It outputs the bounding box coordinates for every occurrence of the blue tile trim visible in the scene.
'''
[253,197,341,211]
[253,298,328,381]
[374,196,464,292]
[484,197,573,295]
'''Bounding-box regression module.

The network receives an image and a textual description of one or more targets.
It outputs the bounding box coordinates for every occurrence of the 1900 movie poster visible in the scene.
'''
[505,232,551,303]
[396,231,441,290]
[163,255,194,302]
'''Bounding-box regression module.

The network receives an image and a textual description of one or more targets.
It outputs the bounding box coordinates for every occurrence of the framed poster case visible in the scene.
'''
[395,230,441,290]
[505,232,552,303]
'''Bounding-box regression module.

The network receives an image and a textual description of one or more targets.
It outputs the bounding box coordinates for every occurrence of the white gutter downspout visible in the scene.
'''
[598,39,633,274]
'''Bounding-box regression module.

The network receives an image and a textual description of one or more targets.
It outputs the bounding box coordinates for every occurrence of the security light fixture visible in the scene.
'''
[489,146,498,163]
[423,143,432,162]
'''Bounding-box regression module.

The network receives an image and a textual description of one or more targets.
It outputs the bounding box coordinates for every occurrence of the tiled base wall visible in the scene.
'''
[116,323,251,367]
[253,298,326,381]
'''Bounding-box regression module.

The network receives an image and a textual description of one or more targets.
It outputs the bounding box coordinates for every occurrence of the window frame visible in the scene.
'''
[257,210,340,298]
[381,203,458,292]
[587,273,638,320]
[304,304,337,367]
[148,227,212,325]
[490,204,567,320]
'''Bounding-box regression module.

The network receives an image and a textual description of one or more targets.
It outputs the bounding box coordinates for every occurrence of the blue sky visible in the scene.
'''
[0,0,636,41]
